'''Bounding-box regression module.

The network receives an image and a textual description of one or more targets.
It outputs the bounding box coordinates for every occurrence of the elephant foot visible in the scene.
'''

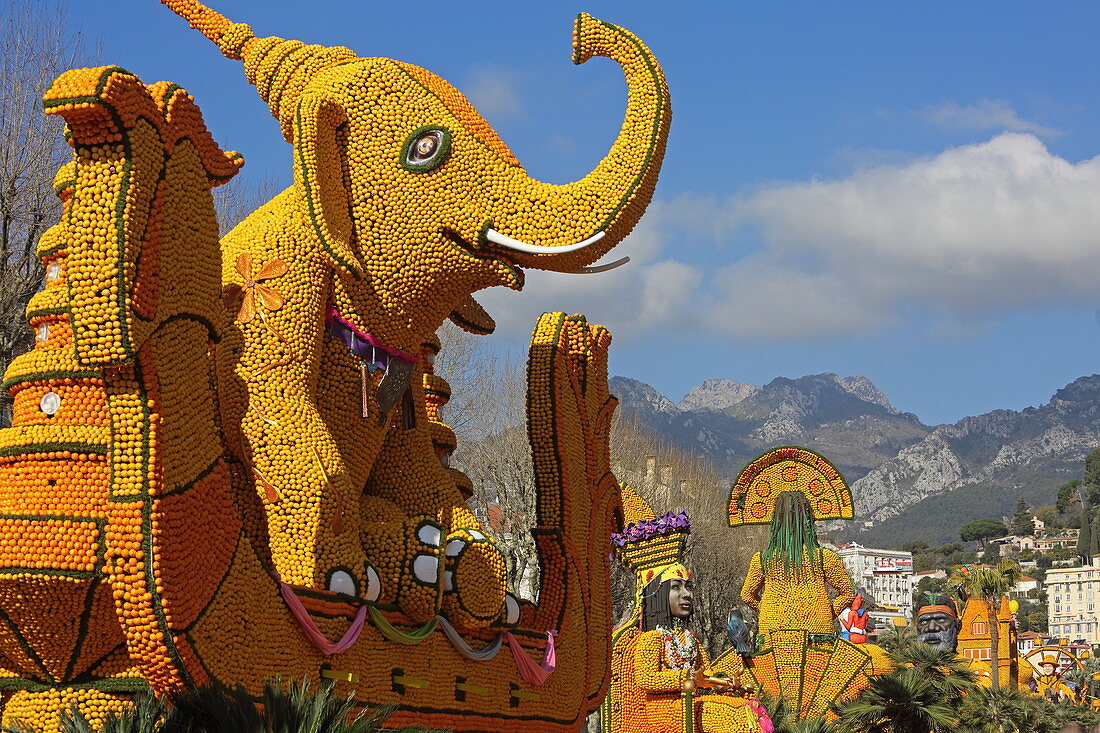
[439,529,510,630]
[384,516,444,623]
[323,564,381,601]
[269,523,371,598]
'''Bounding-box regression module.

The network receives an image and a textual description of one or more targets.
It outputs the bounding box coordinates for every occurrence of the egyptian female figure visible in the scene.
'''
[740,491,855,636]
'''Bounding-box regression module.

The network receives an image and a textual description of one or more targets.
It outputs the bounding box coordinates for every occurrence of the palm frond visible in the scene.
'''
[835,672,957,733]
[45,679,444,733]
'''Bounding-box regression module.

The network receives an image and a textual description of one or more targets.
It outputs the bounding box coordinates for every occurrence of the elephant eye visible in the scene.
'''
[401,126,451,172]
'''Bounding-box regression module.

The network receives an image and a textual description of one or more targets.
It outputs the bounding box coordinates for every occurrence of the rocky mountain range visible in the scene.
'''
[610,373,1100,546]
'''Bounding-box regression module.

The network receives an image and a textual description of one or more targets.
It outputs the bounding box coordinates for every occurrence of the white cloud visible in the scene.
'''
[462,67,524,121]
[919,99,1060,138]
[709,133,1100,339]
[477,133,1100,344]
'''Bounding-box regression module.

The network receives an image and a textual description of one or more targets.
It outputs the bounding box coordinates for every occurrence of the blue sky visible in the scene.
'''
[65,1,1100,425]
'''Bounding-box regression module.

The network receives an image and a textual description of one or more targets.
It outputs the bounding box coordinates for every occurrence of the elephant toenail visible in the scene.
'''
[505,594,520,625]
[364,565,381,602]
[412,554,439,583]
[327,569,357,596]
[417,524,442,546]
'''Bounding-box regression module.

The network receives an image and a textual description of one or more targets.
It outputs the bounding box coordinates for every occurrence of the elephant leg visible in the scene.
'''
[362,437,451,623]
[236,403,368,593]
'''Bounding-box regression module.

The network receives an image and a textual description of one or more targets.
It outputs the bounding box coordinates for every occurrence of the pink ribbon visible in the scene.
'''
[505,630,557,686]
[747,698,773,733]
[279,581,368,657]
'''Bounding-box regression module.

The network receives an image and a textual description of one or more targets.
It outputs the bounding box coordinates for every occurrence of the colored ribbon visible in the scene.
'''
[325,306,417,364]
[436,615,504,661]
[748,698,773,733]
[369,606,438,645]
[280,574,559,685]
[279,582,368,657]
[505,630,557,686]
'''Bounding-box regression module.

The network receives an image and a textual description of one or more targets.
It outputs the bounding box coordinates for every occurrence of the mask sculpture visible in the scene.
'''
[714,447,891,721]
[915,595,962,652]
[0,1,670,730]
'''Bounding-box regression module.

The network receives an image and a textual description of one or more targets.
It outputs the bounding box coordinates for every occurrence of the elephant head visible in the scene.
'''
[160,1,670,344]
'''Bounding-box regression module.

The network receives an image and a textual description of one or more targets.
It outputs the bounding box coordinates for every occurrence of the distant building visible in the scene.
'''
[912,568,946,582]
[837,543,914,624]
[1011,575,1041,598]
[1034,532,1080,551]
[1016,630,1049,657]
[1046,555,1100,645]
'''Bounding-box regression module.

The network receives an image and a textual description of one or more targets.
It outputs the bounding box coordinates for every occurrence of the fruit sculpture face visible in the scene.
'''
[0,2,670,730]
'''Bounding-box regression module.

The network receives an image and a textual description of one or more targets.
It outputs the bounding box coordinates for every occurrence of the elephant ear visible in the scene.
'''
[293,94,364,278]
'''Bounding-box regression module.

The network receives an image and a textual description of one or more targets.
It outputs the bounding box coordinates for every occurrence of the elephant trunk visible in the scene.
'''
[487,13,671,273]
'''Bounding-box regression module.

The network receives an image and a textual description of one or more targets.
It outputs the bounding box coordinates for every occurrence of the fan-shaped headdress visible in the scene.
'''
[728,446,854,526]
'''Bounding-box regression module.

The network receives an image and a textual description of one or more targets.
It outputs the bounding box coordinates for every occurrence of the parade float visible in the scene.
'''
[956,595,1032,689]
[0,0,671,730]
[915,589,1034,691]
[1026,646,1082,701]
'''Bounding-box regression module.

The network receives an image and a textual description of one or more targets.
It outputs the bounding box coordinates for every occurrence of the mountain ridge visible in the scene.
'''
[611,372,1100,546]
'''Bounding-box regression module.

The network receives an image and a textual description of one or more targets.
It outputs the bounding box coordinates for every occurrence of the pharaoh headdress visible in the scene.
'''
[728,446,854,527]
[612,485,691,614]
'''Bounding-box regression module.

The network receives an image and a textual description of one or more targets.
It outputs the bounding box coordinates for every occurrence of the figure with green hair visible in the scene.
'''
[740,491,855,636]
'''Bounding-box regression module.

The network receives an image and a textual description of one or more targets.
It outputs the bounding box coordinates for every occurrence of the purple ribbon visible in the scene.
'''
[325,306,417,368]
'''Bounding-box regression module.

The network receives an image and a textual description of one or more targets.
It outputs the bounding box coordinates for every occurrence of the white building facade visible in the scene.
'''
[837,543,915,624]
[1046,555,1100,645]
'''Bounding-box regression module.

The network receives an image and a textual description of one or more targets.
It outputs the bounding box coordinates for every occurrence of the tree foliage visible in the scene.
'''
[960,518,1008,546]
[832,669,956,733]
[1057,480,1082,513]
[1077,508,1092,562]
[831,641,1100,733]
[0,0,98,427]
[1085,447,1100,506]
[1009,498,1033,537]
[956,686,1061,733]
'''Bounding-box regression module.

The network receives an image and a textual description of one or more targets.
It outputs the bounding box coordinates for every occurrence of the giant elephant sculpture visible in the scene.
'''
[0,2,670,730]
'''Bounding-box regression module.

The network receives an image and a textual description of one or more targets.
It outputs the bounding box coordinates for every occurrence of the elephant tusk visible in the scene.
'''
[566,256,630,274]
[484,228,606,255]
